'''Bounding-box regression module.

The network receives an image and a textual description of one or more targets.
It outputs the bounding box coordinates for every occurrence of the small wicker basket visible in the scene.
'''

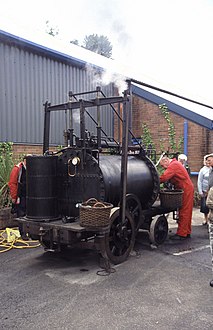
[79,198,113,228]
[159,189,183,209]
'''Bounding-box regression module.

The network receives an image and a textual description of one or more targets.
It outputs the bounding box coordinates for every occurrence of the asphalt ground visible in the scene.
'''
[0,208,212,330]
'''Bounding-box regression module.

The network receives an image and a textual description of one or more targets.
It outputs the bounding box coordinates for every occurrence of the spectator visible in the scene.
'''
[178,153,190,174]
[205,186,213,287]
[8,155,28,240]
[160,155,194,240]
[197,155,210,225]
[206,154,213,189]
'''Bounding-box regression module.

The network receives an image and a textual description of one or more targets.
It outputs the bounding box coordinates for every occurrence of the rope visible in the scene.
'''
[96,263,116,276]
[0,228,41,253]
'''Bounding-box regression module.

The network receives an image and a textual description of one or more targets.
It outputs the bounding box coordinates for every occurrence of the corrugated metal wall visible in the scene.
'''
[0,36,114,145]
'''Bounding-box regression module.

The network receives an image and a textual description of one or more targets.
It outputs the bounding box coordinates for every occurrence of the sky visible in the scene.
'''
[1,0,213,117]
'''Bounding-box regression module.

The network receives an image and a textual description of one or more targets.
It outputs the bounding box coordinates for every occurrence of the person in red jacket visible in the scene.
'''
[159,155,194,240]
[8,156,27,238]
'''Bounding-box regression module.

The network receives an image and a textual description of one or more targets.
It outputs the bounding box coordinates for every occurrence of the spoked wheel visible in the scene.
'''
[105,208,135,264]
[125,194,143,230]
[149,215,168,245]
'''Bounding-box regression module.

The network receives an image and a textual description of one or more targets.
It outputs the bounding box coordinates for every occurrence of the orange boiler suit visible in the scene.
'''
[8,162,23,202]
[160,158,194,237]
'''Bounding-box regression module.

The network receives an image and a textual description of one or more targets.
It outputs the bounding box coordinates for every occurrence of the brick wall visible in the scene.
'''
[114,103,123,143]
[113,95,213,193]
[131,96,213,173]
[11,144,57,160]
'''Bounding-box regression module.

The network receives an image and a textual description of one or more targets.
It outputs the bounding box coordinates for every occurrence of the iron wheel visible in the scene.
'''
[149,215,168,245]
[105,208,135,264]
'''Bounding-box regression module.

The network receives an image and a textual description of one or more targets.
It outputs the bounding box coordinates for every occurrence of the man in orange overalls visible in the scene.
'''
[160,156,194,240]
[8,156,27,239]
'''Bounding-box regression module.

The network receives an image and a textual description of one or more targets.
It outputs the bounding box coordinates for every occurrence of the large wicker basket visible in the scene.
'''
[159,189,183,209]
[79,198,113,228]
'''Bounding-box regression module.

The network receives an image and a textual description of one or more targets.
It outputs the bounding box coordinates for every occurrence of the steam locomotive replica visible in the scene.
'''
[18,87,179,265]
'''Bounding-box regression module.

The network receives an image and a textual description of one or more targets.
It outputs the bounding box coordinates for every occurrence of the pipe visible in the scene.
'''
[127,80,132,145]
[130,78,213,109]
[120,91,130,224]
[96,86,101,149]
[43,102,50,154]
[155,152,166,167]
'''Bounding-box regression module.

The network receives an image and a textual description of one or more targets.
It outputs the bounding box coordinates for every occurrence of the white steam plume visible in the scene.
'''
[85,63,128,95]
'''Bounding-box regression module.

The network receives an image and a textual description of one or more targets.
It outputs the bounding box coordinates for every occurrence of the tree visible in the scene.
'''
[82,34,112,58]
[45,20,59,37]
[70,39,79,46]
[44,22,113,58]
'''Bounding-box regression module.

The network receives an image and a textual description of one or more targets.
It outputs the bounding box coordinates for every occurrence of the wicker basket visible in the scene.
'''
[79,198,113,228]
[159,189,183,209]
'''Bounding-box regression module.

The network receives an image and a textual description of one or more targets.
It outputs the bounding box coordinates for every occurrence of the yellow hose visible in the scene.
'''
[0,228,41,253]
